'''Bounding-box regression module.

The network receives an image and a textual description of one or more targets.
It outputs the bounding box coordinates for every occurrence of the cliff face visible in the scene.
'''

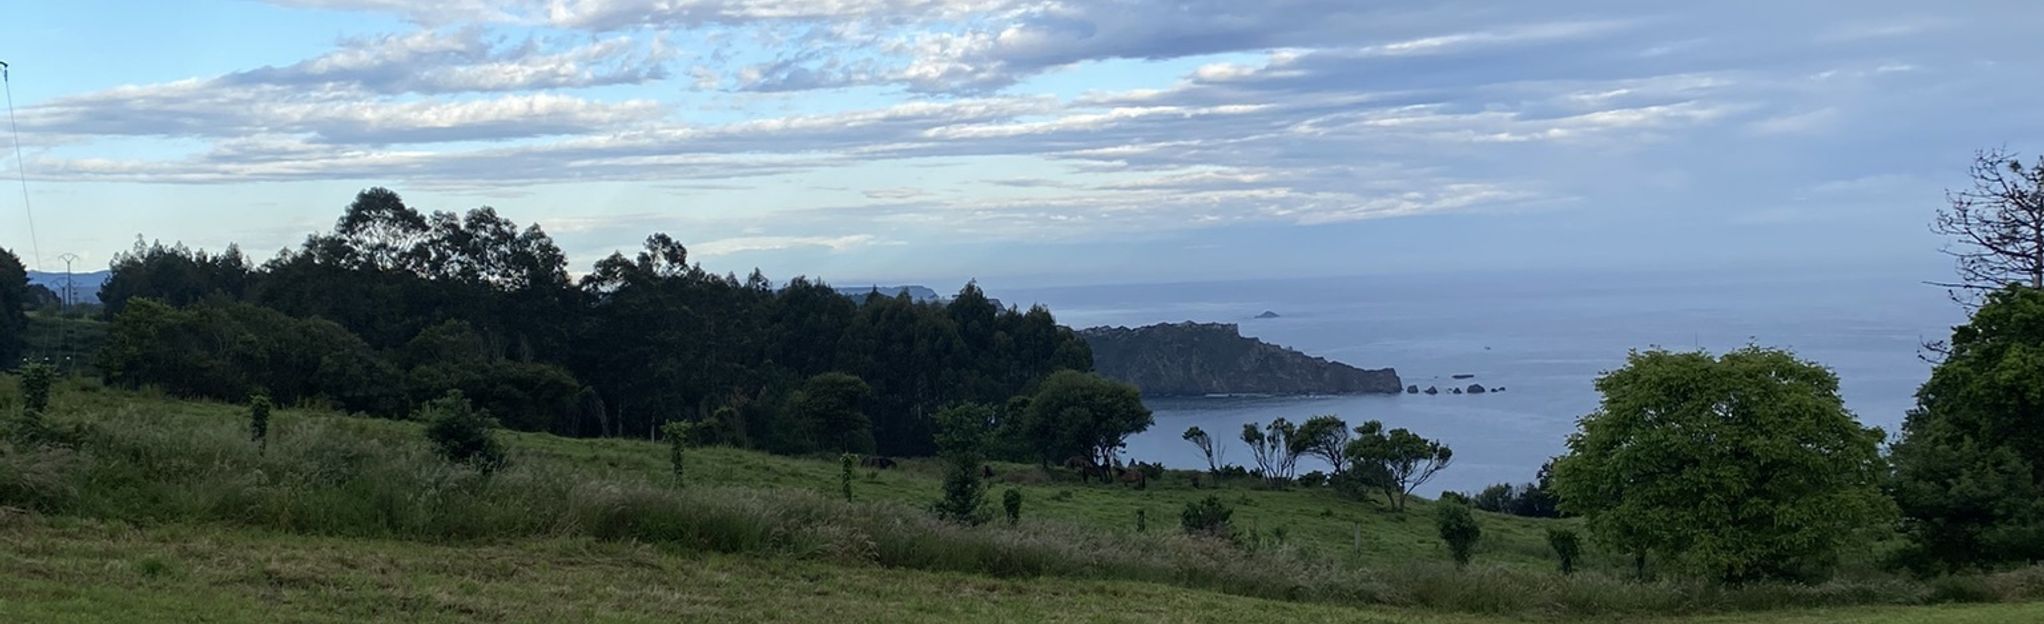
[1078,322,1401,397]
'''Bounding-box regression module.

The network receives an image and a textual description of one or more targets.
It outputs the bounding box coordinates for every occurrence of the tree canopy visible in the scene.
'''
[0,248,26,368]
[1019,370,1152,467]
[1344,420,1451,511]
[1551,347,1892,582]
[92,188,1097,457]
[1890,286,2044,573]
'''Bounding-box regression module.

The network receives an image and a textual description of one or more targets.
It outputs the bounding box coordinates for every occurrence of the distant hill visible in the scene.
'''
[27,270,110,305]
[833,285,942,303]
[1079,322,1401,397]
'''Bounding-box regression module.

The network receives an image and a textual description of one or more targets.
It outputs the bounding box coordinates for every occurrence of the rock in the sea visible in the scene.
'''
[1451,387,1464,394]
[1495,387,1506,392]
[1467,384,1487,394]
[1079,322,1401,397]
[1451,373,1475,380]
[1254,310,1282,319]
[1424,386,1439,395]
[1406,384,1420,394]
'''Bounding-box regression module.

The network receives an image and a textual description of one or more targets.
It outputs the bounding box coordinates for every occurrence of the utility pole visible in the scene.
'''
[54,253,80,373]
[56,252,80,309]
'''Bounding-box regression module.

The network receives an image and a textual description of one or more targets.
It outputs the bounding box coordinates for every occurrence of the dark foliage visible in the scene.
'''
[1180,495,1234,538]
[1549,528,1583,575]
[1891,286,2044,573]
[92,188,1094,457]
[0,248,26,368]
[420,391,506,474]
[1436,501,1482,568]
[248,393,272,448]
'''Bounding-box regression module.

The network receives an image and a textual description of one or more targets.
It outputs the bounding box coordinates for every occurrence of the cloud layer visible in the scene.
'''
[15,0,2044,256]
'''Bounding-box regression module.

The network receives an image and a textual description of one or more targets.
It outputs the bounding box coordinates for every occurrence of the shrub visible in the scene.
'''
[1181,495,1233,538]
[662,421,693,486]
[1136,508,1147,533]
[248,393,273,449]
[20,363,54,415]
[933,462,988,525]
[840,453,857,501]
[1436,501,1481,568]
[1548,528,1582,575]
[1296,470,1328,488]
[1003,488,1022,525]
[420,391,505,474]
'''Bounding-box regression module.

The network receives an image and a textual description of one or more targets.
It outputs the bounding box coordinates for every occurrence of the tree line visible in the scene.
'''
[22,187,1129,459]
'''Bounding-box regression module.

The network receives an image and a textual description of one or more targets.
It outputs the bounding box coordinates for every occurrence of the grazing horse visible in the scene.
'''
[860,456,898,470]
[1063,456,1109,483]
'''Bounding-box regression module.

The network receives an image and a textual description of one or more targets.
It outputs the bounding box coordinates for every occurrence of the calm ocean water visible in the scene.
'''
[997,269,1964,495]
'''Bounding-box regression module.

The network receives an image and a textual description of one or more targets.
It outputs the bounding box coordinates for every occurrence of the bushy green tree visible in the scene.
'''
[1548,528,1582,575]
[786,373,877,454]
[0,248,27,368]
[1002,488,1022,525]
[1019,370,1152,467]
[1436,501,1482,568]
[1551,347,1891,582]
[421,391,506,474]
[1181,495,1233,538]
[1293,414,1351,475]
[19,362,54,416]
[248,393,273,449]
[931,404,993,525]
[662,420,694,486]
[1343,420,1451,511]
[1891,286,2044,573]
[841,453,857,501]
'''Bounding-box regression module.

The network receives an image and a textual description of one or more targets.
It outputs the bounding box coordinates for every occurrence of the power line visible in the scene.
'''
[2,60,41,271]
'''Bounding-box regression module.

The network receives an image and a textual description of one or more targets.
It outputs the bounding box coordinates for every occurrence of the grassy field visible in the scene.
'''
[4,378,2043,622]
[2,519,2038,623]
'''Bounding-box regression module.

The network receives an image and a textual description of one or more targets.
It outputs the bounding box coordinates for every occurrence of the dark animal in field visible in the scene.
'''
[860,456,898,469]
[981,465,995,479]
[1118,467,1148,489]
[1064,456,1110,483]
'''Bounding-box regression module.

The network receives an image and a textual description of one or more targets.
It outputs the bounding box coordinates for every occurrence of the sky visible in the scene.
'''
[1,1,2040,287]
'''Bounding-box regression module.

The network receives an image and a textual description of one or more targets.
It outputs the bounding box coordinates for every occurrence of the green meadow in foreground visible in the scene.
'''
[4,380,2043,622]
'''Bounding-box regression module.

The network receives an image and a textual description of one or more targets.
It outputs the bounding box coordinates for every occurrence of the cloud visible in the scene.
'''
[692,234,890,256]
[223,29,671,94]
[41,0,2044,253]
[24,85,664,144]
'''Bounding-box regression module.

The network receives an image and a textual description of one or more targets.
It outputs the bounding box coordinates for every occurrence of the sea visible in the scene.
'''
[997,268,1965,496]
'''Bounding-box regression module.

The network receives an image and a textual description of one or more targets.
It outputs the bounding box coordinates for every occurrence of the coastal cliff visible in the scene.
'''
[1078,322,1401,397]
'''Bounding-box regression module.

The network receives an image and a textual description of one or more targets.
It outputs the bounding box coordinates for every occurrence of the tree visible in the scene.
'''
[932,403,993,525]
[1241,419,1299,487]
[1933,149,2044,298]
[1436,501,1481,568]
[840,453,857,501]
[1891,286,2044,572]
[1018,370,1152,468]
[249,393,273,450]
[786,373,877,454]
[1551,348,1892,582]
[1548,528,1582,575]
[1182,426,1220,473]
[1344,420,1452,512]
[1002,488,1023,525]
[421,391,506,474]
[1293,414,1351,475]
[19,362,54,416]
[1181,495,1233,538]
[662,420,694,486]
[0,248,26,368]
